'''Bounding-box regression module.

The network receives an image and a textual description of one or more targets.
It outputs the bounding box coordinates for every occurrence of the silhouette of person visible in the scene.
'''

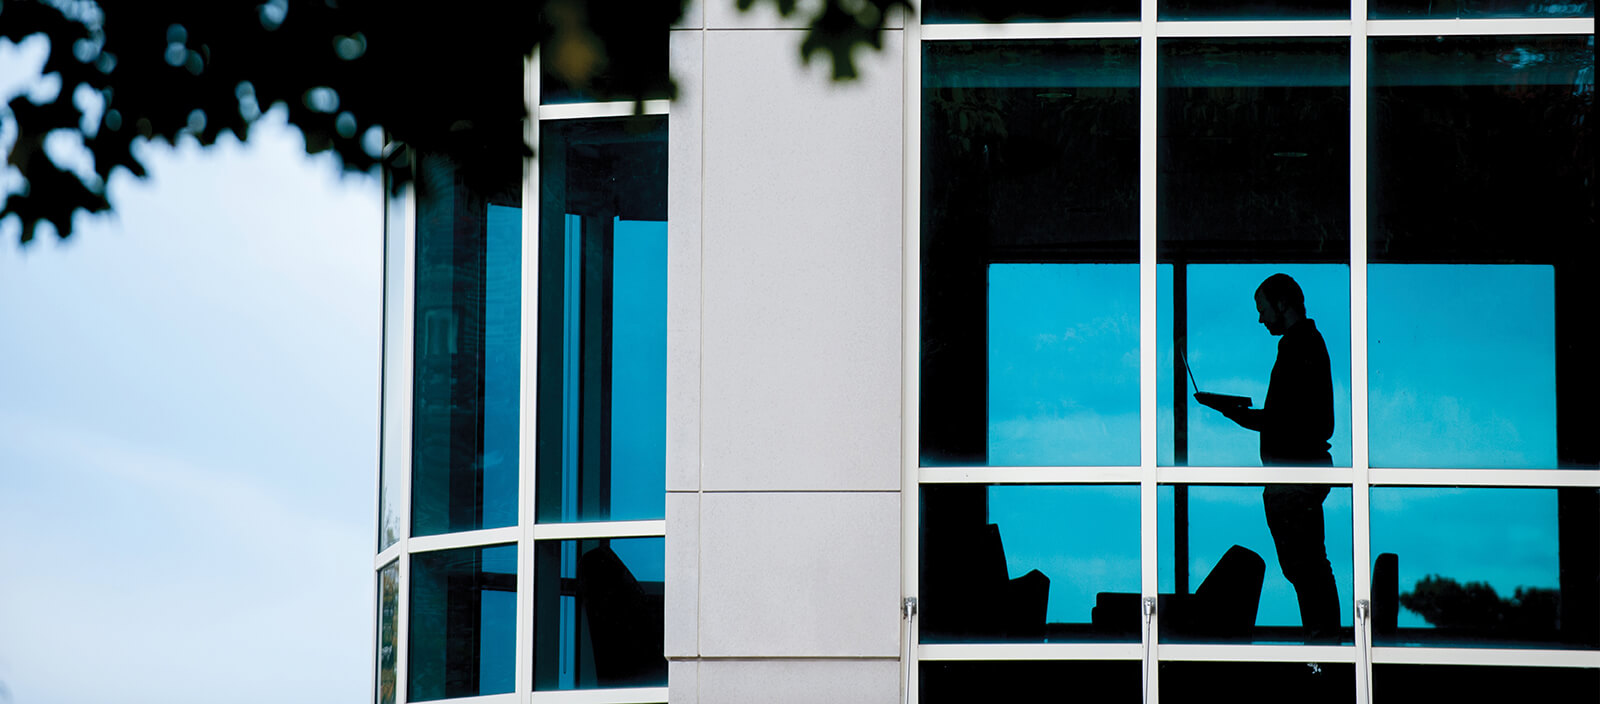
[1198,273,1339,639]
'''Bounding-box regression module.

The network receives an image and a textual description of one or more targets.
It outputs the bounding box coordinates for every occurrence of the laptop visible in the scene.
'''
[1179,348,1252,410]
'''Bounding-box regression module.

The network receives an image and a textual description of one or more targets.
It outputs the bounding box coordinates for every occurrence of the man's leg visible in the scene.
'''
[1263,486,1340,636]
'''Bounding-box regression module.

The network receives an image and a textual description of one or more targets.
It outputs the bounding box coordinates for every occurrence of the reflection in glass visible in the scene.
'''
[533,537,666,690]
[921,661,1140,703]
[921,485,1140,642]
[536,118,668,524]
[922,40,1139,467]
[1158,485,1353,643]
[922,0,1138,22]
[1370,0,1591,18]
[1159,662,1354,704]
[380,176,407,551]
[1374,665,1600,703]
[1370,266,1555,468]
[1369,36,1596,469]
[1158,265,1351,467]
[411,140,522,537]
[377,561,398,704]
[1370,487,1598,648]
[988,265,1139,466]
[409,545,517,701]
[540,28,670,105]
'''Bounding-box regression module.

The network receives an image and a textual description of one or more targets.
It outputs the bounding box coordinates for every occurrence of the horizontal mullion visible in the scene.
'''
[1158,643,1358,662]
[919,466,1142,484]
[531,520,667,540]
[1156,467,1355,484]
[529,687,670,704]
[374,542,403,571]
[1156,20,1353,37]
[1366,17,1594,36]
[1368,468,1600,488]
[537,101,670,121]
[919,643,1143,661]
[921,21,1141,40]
[407,526,520,554]
[1371,647,1600,668]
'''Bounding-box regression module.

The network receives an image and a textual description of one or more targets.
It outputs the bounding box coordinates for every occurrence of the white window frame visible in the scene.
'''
[901,6,1599,704]
[368,56,671,704]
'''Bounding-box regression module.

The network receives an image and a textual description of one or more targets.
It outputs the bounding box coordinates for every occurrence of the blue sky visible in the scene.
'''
[2,37,377,704]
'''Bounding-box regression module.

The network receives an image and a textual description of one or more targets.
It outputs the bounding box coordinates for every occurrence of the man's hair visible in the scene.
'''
[1256,273,1306,315]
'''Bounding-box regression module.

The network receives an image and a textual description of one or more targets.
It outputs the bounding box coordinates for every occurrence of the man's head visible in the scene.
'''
[1254,273,1306,336]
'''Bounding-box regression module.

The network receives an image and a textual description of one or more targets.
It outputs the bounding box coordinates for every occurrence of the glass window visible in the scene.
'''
[411,134,522,537]
[409,545,517,701]
[921,661,1140,703]
[380,170,408,551]
[1368,35,1597,469]
[533,537,666,690]
[1369,487,1598,648]
[1159,662,1355,704]
[540,23,670,105]
[922,39,1140,467]
[1374,665,1600,703]
[922,0,1139,22]
[1160,0,1348,20]
[536,117,668,523]
[1159,485,1354,644]
[1370,0,1592,19]
[921,485,1141,642]
[1158,39,1351,470]
[377,561,399,704]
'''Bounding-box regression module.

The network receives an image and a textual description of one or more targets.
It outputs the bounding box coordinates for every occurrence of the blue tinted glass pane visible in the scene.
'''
[921,40,1139,467]
[922,0,1138,22]
[1375,665,1600,702]
[1371,0,1591,18]
[922,661,1141,702]
[533,537,666,690]
[537,118,668,522]
[411,147,521,537]
[409,545,517,701]
[1160,264,1352,467]
[921,485,1141,642]
[1160,662,1355,703]
[1369,36,1596,468]
[377,561,398,704]
[610,220,667,521]
[1159,485,1354,643]
[1370,266,1555,468]
[1369,487,1598,648]
[380,185,406,551]
[988,265,1139,466]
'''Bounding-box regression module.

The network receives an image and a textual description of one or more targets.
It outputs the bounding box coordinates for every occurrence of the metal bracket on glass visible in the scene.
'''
[903,596,918,620]
[1142,596,1158,704]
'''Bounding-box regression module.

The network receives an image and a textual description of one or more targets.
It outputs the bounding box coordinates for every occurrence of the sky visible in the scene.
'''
[1,37,379,704]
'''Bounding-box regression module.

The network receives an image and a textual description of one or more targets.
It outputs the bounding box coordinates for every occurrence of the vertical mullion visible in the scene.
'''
[1348,8,1374,704]
[397,175,417,704]
[1140,1,1161,702]
[518,51,540,704]
[902,12,924,704]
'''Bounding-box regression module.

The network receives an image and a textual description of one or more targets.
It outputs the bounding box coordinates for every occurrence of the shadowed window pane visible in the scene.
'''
[921,485,1141,642]
[533,538,666,690]
[1374,665,1600,702]
[1160,662,1355,703]
[922,39,1139,467]
[1370,0,1591,18]
[409,545,517,701]
[923,0,1138,22]
[921,661,1140,703]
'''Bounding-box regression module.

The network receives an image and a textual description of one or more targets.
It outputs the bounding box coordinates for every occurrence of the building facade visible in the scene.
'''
[374,2,1598,702]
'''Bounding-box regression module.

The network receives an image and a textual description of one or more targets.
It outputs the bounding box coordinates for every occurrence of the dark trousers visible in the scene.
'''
[1263,485,1339,634]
